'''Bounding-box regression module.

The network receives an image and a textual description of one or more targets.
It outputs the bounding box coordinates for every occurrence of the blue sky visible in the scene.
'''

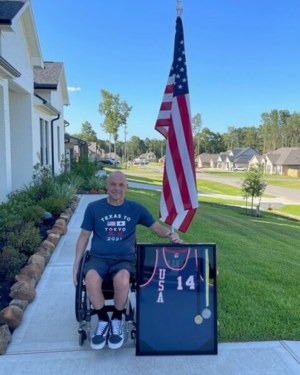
[31,0,300,141]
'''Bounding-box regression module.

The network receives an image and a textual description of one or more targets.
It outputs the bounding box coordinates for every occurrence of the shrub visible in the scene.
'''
[38,196,67,215]
[0,246,27,283]
[20,205,45,226]
[6,188,34,208]
[50,181,78,203]
[86,175,107,192]
[72,158,99,180]
[5,222,42,257]
[0,210,23,240]
[55,173,84,191]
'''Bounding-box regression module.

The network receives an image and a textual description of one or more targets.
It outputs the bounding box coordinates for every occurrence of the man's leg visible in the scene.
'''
[85,269,104,309]
[85,270,109,350]
[108,269,130,349]
[113,269,130,310]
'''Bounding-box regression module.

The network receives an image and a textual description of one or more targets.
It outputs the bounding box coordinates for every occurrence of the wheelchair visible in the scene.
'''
[75,250,137,347]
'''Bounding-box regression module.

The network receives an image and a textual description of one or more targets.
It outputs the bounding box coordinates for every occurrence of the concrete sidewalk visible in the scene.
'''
[0,194,299,375]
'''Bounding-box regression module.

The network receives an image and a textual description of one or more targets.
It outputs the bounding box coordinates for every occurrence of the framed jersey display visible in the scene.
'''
[136,243,217,356]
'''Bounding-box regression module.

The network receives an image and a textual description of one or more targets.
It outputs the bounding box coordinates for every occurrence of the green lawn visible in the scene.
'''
[126,187,300,342]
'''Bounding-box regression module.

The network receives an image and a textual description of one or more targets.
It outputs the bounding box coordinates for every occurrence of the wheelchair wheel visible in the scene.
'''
[78,329,87,346]
[75,251,90,322]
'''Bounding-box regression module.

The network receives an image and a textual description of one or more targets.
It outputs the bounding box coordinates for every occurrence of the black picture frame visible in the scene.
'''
[136,243,217,356]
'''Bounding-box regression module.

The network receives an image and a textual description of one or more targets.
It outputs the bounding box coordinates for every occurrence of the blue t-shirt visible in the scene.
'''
[81,198,155,259]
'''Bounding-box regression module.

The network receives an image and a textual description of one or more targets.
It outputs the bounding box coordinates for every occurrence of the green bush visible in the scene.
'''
[0,246,27,283]
[55,173,84,191]
[50,181,78,203]
[38,196,67,215]
[6,188,34,208]
[86,175,107,192]
[72,158,99,181]
[14,204,45,226]
[5,222,41,257]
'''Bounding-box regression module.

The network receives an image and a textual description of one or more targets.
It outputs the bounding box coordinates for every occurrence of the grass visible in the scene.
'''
[125,187,300,342]
[197,180,243,195]
[264,177,300,189]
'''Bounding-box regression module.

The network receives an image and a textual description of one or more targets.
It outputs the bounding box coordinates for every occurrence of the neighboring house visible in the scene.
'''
[217,151,229,170]
[64,134,88,165]
[196,153,219,169]
[262,147,300,176]
[217,147,259,171]
[88,141,105,161]
[0,0,69,202]
[104,152,120,162]
[139,152,157,162]
[248,154,264,170]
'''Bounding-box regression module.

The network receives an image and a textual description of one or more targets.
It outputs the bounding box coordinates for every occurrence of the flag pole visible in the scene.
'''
[176,0,183,16]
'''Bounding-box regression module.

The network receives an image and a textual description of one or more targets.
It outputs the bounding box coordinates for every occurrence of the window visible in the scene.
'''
[40,119,50,165]
[57,126,60,162]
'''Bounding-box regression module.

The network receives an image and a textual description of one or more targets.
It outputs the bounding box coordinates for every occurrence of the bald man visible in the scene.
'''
[73,171,181,350]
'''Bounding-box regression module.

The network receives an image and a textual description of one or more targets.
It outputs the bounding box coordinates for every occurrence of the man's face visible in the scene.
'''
[106,173,128,204]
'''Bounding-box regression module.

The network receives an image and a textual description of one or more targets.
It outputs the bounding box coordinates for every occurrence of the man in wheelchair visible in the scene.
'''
[73,171,182,350]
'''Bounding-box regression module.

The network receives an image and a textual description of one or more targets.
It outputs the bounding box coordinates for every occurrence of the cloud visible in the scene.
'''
[68,86,81,92]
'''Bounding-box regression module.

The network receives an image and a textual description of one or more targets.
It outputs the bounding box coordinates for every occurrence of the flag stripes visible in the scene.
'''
[155,16,198,232]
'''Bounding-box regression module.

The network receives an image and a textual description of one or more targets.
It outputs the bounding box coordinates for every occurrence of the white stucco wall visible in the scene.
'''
[0,3,68,202]
[2,13,35,93]
[0,82,12,201]
[10,90,35,189]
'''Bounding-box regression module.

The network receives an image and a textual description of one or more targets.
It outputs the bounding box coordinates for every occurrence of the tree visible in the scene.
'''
[200,128,225,153]
[241,167,267,216]
[80,121,97,142]
[144,138,166,159]
[192,113,202,156]
[98,89,132,159]
[126,136,146,160]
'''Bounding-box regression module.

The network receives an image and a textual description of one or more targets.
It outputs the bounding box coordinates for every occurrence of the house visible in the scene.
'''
[64,134,88,165]
[138,152,157,162]
[262,147,300,176]
[248,154,264,170]
[196,153,219,169]
[0,0,69,202]
[88,141,105,162]
[104,152,120,162]
[217,147,259,171]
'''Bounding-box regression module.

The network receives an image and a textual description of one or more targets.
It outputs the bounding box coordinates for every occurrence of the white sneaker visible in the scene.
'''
[91,320,109,350]
[108,319,124,349]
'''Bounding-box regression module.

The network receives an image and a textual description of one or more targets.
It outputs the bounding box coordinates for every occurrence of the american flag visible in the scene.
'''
[155,16,198,232]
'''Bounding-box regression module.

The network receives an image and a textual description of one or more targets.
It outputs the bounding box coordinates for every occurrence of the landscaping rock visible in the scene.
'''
[34,246,52,263]
[15,273,36,288]
[9,299,29,311]
[41,239,56,253]
[0,324,11,354]
[28,253,46,271]
[19,263,43,282]
[9,281,36,302]
[47,232,60,245]
[47,219,67,235]
[0,306,23,329]
[59,213,70,222]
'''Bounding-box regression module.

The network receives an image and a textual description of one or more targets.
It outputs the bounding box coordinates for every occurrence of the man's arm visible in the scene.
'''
[73,229,92,286]
[149,221,182,243]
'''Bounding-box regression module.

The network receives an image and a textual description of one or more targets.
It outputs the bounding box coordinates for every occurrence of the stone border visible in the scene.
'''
[0,196,80,354]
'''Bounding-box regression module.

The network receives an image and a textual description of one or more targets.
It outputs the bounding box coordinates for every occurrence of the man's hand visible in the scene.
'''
[168,231,183,244]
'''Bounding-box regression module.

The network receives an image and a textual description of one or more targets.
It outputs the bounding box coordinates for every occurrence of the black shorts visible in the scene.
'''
[84,255,136,280]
